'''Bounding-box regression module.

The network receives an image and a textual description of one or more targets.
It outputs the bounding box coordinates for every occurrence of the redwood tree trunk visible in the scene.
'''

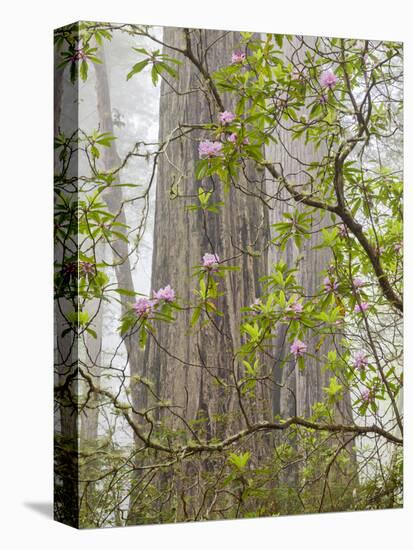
[147,28,269,426]
[139,28,270,518]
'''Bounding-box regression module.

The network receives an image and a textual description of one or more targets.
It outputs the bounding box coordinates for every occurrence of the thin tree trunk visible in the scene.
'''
[93,45,142,407]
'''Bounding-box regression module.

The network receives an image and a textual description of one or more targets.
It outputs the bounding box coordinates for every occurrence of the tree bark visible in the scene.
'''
[147,27,269,428]
[139,28,270,518]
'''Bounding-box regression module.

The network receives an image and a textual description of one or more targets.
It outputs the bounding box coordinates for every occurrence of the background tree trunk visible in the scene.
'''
[265,37,356,505]
[93,45,144,424]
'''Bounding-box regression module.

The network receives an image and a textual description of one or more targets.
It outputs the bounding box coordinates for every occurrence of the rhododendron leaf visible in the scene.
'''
[80,59,88,81]
[139,328,148,350]
[86,327,97,339]
[195,160,209,181]
[228,451,251,471]
[190,307,201,327]
[126,59,149,81]
[113,288,136,296]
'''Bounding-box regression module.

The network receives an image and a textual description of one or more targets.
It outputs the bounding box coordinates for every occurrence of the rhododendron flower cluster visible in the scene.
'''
[231,50,246,64]
[63,261,77,279]
[219,111,236,125]
[319,69,338,88]
[352,277,364,289]
[153,285,175,303]
[80,261,96,276]
[360,388,372,403]
[394,242,403,253]
[355,302,369,313]
[338,224,349,238]
[286,300,304,319]
[227,133,249,145]
[353,351,368,370]
[134,297,154,317]
[290,339,307,357]
[324,276,339,293]
[202,253,220,269]
[198,140,223,158]
[71,46,87,62]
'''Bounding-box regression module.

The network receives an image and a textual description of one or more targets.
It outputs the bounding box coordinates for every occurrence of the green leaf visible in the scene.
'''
[195,160,209,181]
[151,65,159,86]
[80,59,88,81]
[228,451,251,471]
[86,327,97,339]
[113,288,136,296]
[190,307,202,327]
[139,327,148,349]
[126,59,149,81]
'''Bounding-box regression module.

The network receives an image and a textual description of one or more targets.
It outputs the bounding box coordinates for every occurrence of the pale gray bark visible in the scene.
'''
[93,45,143,415]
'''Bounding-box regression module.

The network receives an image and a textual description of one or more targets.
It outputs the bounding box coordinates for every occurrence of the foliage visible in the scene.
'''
[54,23,403,527]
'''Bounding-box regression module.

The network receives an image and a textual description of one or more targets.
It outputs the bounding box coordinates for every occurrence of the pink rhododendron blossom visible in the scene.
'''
[63,261,77,279]
[338,224,349,238]
[71,48,87,61]
[324,276,339,293]
[219,111,236,125]
[134,297,153,317]
[353,351,368,370]
[227,133,249,145]
[319,69,338,88]
[286,300,304,318]
[394,242,403,253]
[71,42,87,62]
[352,277,364,289]
[354,302,369,313]
[290,339,307,357]
[360,388,372,403]
[153,285,175,303]
[198,140,223,158]
[232,50,246,64]
[80,261,96,276]
[202,253,220,269]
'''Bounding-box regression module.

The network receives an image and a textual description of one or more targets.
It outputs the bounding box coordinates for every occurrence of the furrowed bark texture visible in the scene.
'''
[140,29,271,517]
[146,28,270,430]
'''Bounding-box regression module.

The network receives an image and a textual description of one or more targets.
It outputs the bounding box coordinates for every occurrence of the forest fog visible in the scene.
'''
[54,23,403,528]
